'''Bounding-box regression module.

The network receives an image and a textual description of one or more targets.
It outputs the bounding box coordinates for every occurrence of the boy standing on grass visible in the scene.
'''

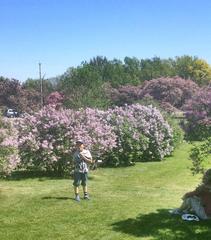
[72,140,93,202]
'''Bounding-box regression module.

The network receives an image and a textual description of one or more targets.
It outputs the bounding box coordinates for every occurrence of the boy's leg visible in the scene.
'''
[73,172,81,201]
[82,173,90,199]
[83,185,89,198]
[74,186,79,195]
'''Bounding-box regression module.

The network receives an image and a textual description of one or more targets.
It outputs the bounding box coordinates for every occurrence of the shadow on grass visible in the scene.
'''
[112,209,211,240]
[1,170,71,181]
[1,170,96,181]
[42,196,75,201]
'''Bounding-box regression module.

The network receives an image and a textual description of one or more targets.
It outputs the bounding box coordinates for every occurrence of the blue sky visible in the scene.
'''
[1,0,211,81]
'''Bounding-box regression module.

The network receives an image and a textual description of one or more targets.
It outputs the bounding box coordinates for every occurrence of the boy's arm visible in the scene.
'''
[79,153,93,164]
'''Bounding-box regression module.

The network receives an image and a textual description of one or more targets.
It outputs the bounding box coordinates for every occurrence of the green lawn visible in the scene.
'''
[0,142,211,240]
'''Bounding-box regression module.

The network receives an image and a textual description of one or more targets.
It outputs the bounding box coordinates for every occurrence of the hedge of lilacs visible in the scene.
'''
[102,104,173,166]
[1,104,174,175]
[1,106,117,175]
[107,77,199,111]
[183,87,211,140]
[107,85,141,106]
[140,77,200,109]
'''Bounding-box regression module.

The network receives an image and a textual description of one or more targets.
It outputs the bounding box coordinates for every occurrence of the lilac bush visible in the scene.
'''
[14,106,117,175]
[103,104,174,166]
[107,84,142,106]
[183,87,211,140]
[106,77,199,114]
[0,118,20,175]
[1,103,174,175]
[140,77,199,109]
[45,91,64,106]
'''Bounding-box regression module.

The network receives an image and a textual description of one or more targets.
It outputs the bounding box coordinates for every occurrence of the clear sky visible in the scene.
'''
[1,0,211,82]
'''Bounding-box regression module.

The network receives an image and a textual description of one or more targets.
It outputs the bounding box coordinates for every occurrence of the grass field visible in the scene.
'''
[0,142,211,240]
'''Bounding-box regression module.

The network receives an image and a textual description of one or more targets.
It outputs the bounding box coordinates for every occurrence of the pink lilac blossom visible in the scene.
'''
[1,103,174,174]
[104,104,173,161]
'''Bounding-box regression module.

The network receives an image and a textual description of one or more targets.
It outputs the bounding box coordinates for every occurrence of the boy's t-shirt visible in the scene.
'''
[73,149,92,173]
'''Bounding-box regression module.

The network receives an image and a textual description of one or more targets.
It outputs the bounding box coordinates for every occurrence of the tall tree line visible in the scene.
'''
[1,55,211,111]
[57,55,211,108]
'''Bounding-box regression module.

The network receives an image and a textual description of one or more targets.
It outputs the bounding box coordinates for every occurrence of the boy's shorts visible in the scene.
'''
[73,172,88,187]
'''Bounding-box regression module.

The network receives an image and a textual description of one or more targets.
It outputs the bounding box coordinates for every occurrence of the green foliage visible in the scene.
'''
[57,56,177,109]
[63,82,111,109]
[0,117,16,175]
[140,57,176,80]
[23,78,55,94]
[190,138,211,174]
[186,124,211,141]
[165,116,184,148]
[103,124,149,166]
[175,55,211,86]
[1,55,211,112]
[0,148,14,175]
[54,55,211,110]
[58,62,112,109]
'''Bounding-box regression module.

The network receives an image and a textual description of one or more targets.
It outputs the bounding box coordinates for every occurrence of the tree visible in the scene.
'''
[174,55,211,85]
[192,59,211,85]
[139,57,175,81]
[123,57,142,85]
[23,78,55,102]
[0,77,21,110]
[58,61,111,109]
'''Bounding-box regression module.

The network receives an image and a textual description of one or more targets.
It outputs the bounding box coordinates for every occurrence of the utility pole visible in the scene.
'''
[39,62,43,109]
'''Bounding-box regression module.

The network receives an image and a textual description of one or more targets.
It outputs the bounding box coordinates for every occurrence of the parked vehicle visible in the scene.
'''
[4,109,19,118]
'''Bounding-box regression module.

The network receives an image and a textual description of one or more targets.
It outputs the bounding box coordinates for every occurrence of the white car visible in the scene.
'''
[5,109,19,118]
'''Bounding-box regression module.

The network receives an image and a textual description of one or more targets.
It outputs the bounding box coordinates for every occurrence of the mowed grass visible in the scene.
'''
[0,142,211,240]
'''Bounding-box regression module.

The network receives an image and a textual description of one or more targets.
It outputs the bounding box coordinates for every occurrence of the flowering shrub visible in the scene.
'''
[103,104,174,166]
[14,106,116,175]
[0,118,20,175]
[106,77,199,115]
[140,77,199,109]
[183,87,211,140]
[137,97,184,148]
[45,91,64,106]
[1,104,174,175]
[107,84,142,106]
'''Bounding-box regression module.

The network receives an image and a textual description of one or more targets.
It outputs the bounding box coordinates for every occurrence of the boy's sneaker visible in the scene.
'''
[75,195,80,202]
[84,194,90,200]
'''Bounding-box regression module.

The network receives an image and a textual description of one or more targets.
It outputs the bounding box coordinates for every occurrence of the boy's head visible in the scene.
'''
[75,140,84,151]
[202,169,211,184]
